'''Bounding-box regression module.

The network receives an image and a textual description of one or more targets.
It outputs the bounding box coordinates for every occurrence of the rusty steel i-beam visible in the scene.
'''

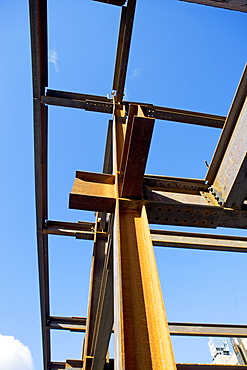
[29,0,247,369]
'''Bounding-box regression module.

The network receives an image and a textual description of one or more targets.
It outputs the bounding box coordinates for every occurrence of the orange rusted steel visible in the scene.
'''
[111,106,176,370]
[69,171,116,213]
[113,203,176,369]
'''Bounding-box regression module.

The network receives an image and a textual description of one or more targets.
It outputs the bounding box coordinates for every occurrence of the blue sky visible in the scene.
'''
[1,0,247,369]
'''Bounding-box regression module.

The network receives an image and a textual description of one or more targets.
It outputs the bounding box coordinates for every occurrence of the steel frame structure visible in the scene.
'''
[29,0,247,369]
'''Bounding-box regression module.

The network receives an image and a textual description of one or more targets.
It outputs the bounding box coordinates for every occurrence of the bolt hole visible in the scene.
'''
[184,220,188,223]
[158,207,161,211]
[165,218,169,221]
[155,217,159,221]
[167,208,171,212]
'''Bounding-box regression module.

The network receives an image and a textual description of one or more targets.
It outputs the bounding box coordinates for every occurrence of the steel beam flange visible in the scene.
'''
[146,202,222,228]
[144,179,209,194]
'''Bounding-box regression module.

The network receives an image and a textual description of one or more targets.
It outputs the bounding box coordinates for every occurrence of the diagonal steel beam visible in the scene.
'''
[206,65,247,183]
[206,66,247,210]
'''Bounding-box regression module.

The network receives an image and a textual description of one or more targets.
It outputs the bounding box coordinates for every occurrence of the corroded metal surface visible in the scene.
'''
[29,0,247,369]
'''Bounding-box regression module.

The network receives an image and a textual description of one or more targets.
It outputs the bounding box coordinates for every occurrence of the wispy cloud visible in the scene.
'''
[129,67,141,80]
[0,334,34,370]
[49,50,59,72]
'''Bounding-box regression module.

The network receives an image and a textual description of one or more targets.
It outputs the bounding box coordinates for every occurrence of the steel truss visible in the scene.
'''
[29,0,247,369]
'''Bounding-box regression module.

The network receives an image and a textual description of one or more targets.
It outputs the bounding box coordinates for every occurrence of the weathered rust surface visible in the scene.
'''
[120,115,155,198]
[69,171,116,213]
[211,92,247,209]
[113,204,176,370]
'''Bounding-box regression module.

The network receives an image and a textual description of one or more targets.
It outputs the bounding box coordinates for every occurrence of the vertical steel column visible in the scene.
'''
[113,108,177,369]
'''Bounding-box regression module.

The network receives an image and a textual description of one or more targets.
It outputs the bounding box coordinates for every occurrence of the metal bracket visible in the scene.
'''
[208,186,224,207]
[85,100,113,113]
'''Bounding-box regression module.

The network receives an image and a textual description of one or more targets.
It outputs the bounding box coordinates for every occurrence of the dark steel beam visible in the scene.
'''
[142,105,225,128]
[93,0,126,5]
[43,220,97,240]
[90,239,114,370]
[49,363,65,370]
[29,1,50,369]
[45,220,247,252]
[113,0,137,102]
[29,0,48,98]
[83,123,114,370]
[43,89,225,128]
[47,316,87,332]
[151,229,247,253]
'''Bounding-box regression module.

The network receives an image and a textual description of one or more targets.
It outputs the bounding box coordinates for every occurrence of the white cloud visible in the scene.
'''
[0,334,34,370]
[49,50,59,72]
[129,67,141,80]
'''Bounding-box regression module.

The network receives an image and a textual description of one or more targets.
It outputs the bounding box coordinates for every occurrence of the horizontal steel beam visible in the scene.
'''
[48,316,247,338]
[93,0,126,5]
[142,105,225,128]
[169,322,247,337]
[43,220,98,240]
[45,220,247,252]
[144,175,209,194]
[47,316,87,332]
[145,190,247,229]
[151,229,247,253]
[42,90,225,127]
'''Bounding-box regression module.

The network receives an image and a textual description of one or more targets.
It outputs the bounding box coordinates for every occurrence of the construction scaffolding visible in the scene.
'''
[29,0,247,369]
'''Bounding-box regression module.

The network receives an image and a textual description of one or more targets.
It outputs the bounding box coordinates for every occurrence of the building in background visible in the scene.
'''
[208,337,247,365]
